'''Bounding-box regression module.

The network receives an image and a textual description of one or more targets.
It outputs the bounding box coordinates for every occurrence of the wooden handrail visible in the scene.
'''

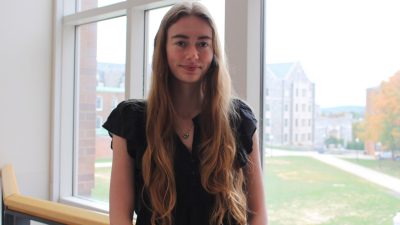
[1,164,110,225]
[1,164,20,198]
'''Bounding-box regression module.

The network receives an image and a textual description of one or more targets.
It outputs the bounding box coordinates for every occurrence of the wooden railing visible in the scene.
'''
[1,164,110,225]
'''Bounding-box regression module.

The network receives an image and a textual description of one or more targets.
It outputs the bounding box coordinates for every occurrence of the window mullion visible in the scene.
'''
[126,7,145,99]
[64,2,128,26]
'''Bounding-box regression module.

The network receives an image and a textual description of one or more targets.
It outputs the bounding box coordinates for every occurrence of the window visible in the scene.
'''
[77,0,126,12]
[264,0,400,224]
[96,116,103,129]
[112,97,119,109]
[54,0,227,212]
[96,96,104,111]
[76,16,126,203]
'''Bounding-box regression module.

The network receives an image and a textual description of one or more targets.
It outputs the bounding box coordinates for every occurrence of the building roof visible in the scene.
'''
[267,62,295,79]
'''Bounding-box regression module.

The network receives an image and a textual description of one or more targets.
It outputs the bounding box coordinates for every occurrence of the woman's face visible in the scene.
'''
[166,16,214,84]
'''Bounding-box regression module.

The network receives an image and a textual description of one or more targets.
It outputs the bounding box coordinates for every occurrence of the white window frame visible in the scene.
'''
[51,0,263,213]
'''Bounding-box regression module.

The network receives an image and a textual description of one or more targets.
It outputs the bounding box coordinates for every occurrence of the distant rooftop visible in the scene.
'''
[267,62,295,78]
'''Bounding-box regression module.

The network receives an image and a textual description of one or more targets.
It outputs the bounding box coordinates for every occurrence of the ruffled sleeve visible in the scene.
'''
[102,99,147,158]
[232,99,258,167]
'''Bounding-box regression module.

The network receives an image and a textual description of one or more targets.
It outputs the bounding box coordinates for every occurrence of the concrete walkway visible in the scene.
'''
[265,149,400,195]
[313,154,400,194]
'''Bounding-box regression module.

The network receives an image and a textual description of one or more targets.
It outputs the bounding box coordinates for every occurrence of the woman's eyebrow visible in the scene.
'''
[198,35,212,40]
[171,34,212,40]
[171,34,189,39]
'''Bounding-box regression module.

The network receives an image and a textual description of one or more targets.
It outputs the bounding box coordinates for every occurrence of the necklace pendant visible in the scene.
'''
[183,133,190,139]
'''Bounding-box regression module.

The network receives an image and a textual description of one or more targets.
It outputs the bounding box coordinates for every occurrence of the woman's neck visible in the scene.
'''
[171,81,203,119]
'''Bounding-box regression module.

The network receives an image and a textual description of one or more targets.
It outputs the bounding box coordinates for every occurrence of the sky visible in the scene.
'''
[96,0,400,108]
[266,0,400,108]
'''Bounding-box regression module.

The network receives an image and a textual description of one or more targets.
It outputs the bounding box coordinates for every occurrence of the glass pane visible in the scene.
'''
[76,16,126,202]
[77,0,126,12]
[144,1,225,95]
[264,0,400,224]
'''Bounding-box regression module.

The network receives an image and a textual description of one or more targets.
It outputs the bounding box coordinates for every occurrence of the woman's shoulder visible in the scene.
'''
[230,98,258,167]
[102,99,147,158]
[102,99,147,140]
[115,99,147,114]
[231,98,257,126]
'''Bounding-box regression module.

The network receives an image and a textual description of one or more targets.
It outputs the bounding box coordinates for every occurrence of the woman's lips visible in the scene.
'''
[181,65,200,72]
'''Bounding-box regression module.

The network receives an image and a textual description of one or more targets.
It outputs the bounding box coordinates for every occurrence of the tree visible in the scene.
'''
[365,71,400,158]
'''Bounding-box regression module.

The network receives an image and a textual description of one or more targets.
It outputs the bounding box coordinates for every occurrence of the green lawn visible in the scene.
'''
[344,158,400,179]
[92,166,111,202]
[265,156,400,225]
[91,156,400,225]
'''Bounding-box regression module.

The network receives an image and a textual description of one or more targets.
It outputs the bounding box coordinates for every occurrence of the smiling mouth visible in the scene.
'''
[181,65,200,72]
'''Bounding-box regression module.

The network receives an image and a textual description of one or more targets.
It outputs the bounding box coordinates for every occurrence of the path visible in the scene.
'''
[265,149,400,195]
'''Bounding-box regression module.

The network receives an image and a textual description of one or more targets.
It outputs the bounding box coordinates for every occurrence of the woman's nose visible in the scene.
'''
[185,45,199,60]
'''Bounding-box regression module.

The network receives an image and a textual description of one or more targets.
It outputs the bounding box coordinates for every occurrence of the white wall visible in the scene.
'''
[225,0,261,120]
[0,0,52,199]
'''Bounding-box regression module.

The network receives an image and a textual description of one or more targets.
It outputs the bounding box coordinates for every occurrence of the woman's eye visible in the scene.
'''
[175,41,186,47]
[198,42,209,48]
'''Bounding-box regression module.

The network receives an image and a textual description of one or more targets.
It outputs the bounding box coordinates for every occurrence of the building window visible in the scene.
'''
[96,116,103,129]
[112,97,119,109]
[96,96,104,111]
[75,16,126,202]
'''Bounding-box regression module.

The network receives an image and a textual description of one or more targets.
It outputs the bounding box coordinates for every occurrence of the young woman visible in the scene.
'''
[103,2,267,225]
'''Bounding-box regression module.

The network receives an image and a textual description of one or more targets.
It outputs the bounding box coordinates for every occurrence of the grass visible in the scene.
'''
[90,156,400,225]
[343,158,400,179]
[91,166,111,202]
[265,156,400,225]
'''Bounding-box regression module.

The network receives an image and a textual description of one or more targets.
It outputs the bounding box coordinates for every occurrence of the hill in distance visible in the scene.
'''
[320,106,365,118]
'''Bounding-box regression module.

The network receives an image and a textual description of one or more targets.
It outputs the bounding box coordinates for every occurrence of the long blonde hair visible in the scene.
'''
[143,2,247,225]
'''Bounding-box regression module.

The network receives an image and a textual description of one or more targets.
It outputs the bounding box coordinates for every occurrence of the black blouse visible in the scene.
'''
[103,98,257,225]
